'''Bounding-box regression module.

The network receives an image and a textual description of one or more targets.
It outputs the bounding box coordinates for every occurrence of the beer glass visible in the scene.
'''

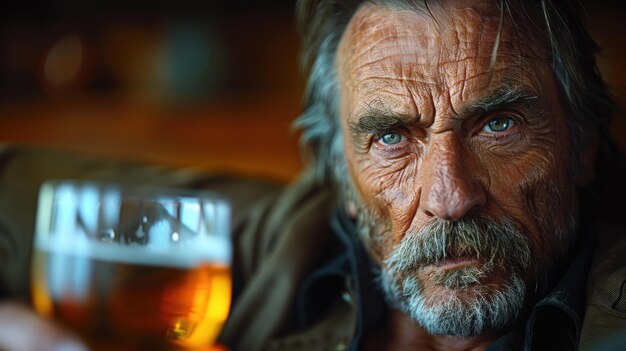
[30,180,232,351]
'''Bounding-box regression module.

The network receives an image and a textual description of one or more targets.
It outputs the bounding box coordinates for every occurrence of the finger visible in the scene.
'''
[0,302,88,351]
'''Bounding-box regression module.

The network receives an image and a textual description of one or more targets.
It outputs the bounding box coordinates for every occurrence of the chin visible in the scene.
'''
[379,266,527,337]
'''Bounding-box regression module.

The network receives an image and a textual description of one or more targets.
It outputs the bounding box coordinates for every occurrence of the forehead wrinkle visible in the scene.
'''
[349,63,541,128]
[338,2,554,129]
[440,12,526,96]
[349,33,437,84]
[444,69,543,121]
[351,29,442,68]
[446,60,538,100]
[350,33,523,90]
[345,9,524,87]
[345,9,437,80]
[351,53,523,98]
[347,8,423,62]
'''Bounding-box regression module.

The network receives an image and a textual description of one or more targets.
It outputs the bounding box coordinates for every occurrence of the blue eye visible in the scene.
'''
[380,132,404,145]
[483,117,514,132]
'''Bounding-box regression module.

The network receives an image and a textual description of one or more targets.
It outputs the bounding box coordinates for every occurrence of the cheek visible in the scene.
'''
[516,170,578,278]
[346,146,422,238]
[483,144,575,259]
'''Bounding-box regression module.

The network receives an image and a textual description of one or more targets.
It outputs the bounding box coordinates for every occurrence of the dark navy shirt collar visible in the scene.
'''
[296,208,386,350]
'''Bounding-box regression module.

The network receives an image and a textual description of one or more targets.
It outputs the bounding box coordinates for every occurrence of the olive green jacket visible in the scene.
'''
[0,145,624,350]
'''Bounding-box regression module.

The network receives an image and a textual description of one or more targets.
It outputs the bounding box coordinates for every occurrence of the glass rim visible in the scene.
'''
[38,179,230,202]
[33,178,232,266]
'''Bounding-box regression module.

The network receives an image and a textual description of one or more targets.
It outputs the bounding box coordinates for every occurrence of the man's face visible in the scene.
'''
[336,0,580,336]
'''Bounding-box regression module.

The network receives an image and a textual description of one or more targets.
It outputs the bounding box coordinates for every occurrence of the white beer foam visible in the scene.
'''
[35,233,232,267]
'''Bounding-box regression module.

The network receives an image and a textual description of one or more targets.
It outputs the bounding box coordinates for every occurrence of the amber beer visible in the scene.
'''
[31,243,231,351]
[30,181,232,351]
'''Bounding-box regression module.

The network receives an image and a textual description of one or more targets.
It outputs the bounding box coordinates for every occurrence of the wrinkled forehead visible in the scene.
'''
[337,0,550,90]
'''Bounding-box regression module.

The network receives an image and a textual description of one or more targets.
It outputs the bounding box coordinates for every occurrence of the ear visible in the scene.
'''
[575,137,598,187]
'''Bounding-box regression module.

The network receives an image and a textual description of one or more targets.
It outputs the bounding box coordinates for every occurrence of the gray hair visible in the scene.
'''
[293,0,617,186]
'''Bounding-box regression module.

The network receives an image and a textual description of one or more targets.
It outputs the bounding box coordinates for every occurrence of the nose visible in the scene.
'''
[420,133,486,221]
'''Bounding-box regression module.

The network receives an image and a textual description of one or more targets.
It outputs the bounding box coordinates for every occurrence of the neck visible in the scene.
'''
[364,310,502,351]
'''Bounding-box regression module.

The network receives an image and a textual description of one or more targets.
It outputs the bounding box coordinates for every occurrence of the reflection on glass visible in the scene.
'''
[31,181,231,351]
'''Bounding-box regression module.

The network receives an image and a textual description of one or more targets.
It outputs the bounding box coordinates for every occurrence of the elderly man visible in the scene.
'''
[218,0,625,350]
[0,0,624,350]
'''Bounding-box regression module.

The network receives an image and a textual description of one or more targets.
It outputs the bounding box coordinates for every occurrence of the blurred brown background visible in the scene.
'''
[0,0,624,183]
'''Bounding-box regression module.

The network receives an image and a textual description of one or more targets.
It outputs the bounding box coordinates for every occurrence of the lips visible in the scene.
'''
[423,246,481,269]
[435,255,478,269]
[416,254,483,288]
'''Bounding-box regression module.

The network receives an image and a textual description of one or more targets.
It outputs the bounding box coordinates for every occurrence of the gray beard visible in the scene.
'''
[336,151,577,336]
[373,217,534,336]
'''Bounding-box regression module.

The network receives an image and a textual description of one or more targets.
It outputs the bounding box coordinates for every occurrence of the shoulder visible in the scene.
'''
[222,170,340,351]
[231,169,337,281]
[579,221,626,350]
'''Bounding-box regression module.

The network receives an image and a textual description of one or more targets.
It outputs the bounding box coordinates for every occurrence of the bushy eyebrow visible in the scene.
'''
[463,86,541,115]
[348,111,420,136]
[349,85,541,137]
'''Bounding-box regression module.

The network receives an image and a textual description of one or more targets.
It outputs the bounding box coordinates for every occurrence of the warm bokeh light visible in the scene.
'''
[0,0,303,181]
[42,34,85,91]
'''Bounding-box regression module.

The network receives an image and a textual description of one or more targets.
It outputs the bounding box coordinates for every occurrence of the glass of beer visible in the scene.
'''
[30,180,232,351]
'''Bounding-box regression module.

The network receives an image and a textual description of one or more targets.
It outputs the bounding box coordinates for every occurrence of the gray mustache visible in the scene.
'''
[385,217,532,272]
